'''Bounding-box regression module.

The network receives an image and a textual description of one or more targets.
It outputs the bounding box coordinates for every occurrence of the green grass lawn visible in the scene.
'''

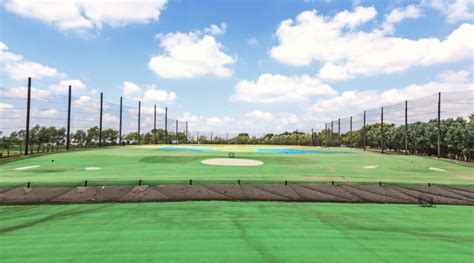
[0,145,472,186]
[1,202,472,262]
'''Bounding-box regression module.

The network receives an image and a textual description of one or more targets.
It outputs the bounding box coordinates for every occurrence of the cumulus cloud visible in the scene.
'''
[0,41,63,80]
[3,0,167,33]
[143,86,177,103]
[204,23,227,35]
[148,25,235,78]
[426,0,474,22]
[270,6,474,81]
[1,86,52,100]
[120,81,176,103]
[380,4,422,34]
[231,73,336,103]
[49,79,87,93]
[121,81,142,99]
[308,69,474,121]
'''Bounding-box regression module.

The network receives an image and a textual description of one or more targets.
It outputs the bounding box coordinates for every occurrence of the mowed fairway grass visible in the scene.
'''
[1,202,473,262]
[0,145,473,186]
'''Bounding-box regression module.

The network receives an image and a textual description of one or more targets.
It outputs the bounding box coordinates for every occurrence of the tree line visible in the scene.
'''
[1,115,472,161]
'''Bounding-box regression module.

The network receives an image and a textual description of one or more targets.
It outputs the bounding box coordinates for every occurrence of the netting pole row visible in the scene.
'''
[165,107,168,143]
[153,104,157,144]
[138,100,141,145]
[226,132,229,144]
[404,100,408,155]
[363,110,366,151]
[66,85,72,150]
[119,97,122,145]
[197,131,199,143]
[24,77,31,155]
[211,132,213,143]
[349,116,352,148]
[99,92,103,147]
[338,118,341,147]
[175,120,178,144]
[437,92,441,158]
[311,128,314,146]
[381,106,384,154]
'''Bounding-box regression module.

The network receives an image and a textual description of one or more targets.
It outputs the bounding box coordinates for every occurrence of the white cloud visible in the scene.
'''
[435,69,471,82]
[309,69,474,121]
[1,87,52,100]
[72,95,101,111]
[426,0,474,22]
[120,81,176,103]
[148,26,235,78]
[0,41,63,80]
[204,23,227,35]
[5,61,61,80]
[0,102,14,110]
[381,4,421,34]
[231,73,336,103]
[143,87,177,103]
[270,7,474,81]
[121,81,142,99]
[49,79,87,93]
[245,110,275,122]
[4,0,167,33]
[247,37,259,46]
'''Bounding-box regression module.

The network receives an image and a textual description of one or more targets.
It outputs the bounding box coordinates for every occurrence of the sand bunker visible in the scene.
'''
[201,158,263,166]
[363,165,378,169]
[429,167,446,172]
[14,165,40,171]
[85,167,102,171]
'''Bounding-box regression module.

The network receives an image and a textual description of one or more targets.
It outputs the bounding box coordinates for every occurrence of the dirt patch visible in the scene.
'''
[201,158,263,166]
[1,184,472,205]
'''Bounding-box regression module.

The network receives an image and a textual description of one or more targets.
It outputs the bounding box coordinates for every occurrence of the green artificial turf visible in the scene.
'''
[0,202,473,262]
[0,145,472,186]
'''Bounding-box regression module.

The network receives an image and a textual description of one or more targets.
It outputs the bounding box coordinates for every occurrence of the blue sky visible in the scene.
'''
[0,0,473,134]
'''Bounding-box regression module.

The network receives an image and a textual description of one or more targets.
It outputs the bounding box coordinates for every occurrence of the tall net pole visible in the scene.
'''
[66,85,72,150]
[175,120,178,144]
[363,110,366,151]
[153,104,157,144]
[99,92,103,147]
[381,106,384,154]
[24,77,31,155]
[437,92,441,158]
[405,100,408,155]
[138,100,141,145]
[119,97,122,145]
[349,116,352,148]
[165,107,168,144]
[338,118,341,147]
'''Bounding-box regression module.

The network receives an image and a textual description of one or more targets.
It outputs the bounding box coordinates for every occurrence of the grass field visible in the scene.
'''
[0,146,474,185]
[0,145,473,186]
[1,202,473,262]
